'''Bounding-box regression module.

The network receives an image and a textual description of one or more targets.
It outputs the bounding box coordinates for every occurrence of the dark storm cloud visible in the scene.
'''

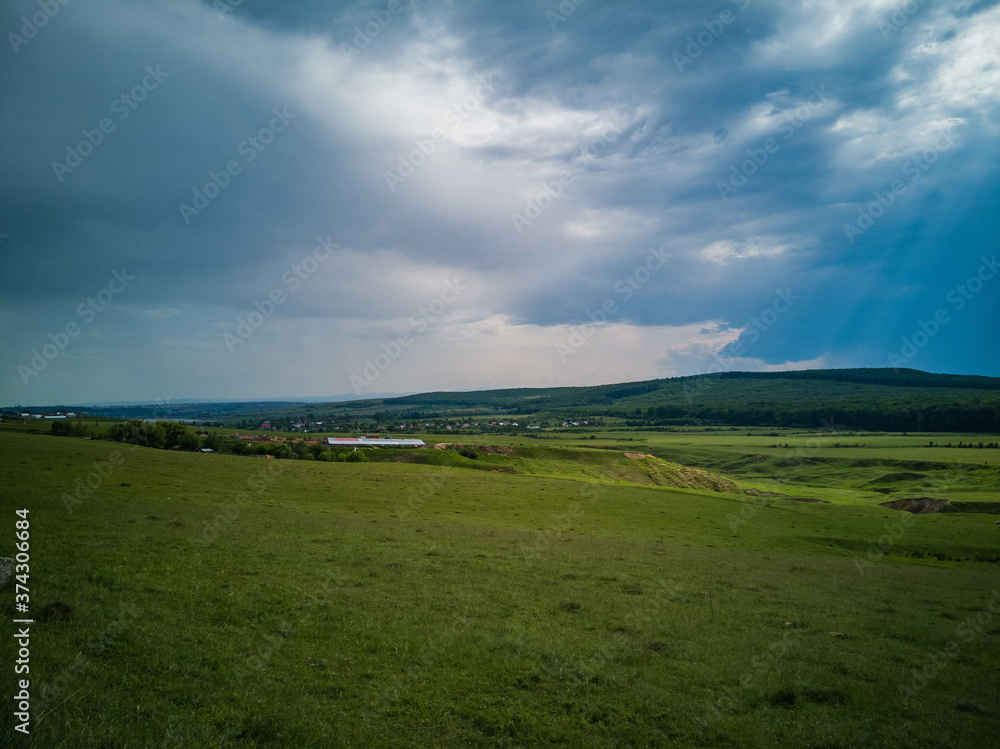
[1,0,998,403]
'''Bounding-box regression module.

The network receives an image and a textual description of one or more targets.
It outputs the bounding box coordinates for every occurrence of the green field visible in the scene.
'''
[2,427,999,747]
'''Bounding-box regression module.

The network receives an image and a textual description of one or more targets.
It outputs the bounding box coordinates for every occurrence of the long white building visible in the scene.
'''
[327,437,426,447]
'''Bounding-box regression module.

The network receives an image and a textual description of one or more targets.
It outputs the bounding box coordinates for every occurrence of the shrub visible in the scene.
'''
[51,420,89,438]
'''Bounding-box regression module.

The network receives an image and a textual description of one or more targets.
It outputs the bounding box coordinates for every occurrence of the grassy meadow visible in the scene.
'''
[1,426,999,747]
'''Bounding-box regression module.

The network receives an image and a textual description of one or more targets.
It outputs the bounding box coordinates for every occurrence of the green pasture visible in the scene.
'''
[1,429,998,747]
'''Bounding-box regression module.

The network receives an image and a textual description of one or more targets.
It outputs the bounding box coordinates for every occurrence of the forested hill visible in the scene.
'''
[327,368,1000,432]
[707,369,1000,390]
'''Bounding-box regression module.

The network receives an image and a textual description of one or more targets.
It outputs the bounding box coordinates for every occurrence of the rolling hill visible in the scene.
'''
[249,368,1000,432]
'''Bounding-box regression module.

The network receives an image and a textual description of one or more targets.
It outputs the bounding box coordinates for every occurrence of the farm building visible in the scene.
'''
[327,436,426,448]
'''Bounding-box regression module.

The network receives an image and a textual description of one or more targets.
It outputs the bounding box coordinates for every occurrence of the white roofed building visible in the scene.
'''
[327,437,426,447]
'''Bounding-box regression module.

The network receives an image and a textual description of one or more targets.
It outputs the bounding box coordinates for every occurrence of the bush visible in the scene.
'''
[51,420,89,438]
[178,432,200,451]
[105,419,206,450]
[107,420,167,449]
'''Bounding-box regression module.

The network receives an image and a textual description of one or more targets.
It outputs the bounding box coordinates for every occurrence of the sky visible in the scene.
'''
[1,0,998,406]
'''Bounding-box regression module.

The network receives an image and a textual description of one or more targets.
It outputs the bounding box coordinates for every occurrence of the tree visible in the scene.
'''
[51,420,89,438]
[178,432,200,451]
[108,419,166,448]
[161,421,189,448]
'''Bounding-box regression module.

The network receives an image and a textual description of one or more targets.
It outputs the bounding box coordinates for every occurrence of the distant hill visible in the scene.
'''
[37,369,998,433]
[314,368,1000,432]
[707,368,1000,390]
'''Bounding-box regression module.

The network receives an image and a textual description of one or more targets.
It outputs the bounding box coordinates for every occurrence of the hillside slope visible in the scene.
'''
[299,369,1000,432]
[367,444,744,494]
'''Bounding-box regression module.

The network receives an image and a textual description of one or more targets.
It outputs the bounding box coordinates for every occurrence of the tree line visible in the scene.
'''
[623,403,1000,432]
[52,419,372,461]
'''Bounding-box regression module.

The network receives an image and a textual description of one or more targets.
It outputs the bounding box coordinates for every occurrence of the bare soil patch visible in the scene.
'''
[880,497,949,514]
